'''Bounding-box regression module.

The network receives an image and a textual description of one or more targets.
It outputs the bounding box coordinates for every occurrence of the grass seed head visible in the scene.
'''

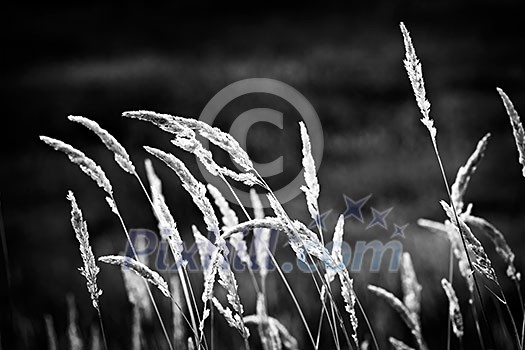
[68,115,135,174]
[497,88,525,177]
[42,137,113,195]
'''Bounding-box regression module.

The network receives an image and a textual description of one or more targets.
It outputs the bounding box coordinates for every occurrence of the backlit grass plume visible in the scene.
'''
[68,115,135,174]
[144,146,220,236]
[399,22,435,139]
[124,110,254,172]
[42,137,112,195]
[497,88,525,177]
[122,110,192,136]
[98,255,170,298]
[67,191,103,310]
[212,297,250,339]
[324,215,358,348]
[441,202,497,282]
[171,115,254,172]
[144,158,185,266]
[464,215,519,281]
[172,133,260,186]
[450,133,491,213]
[299,122,320,226]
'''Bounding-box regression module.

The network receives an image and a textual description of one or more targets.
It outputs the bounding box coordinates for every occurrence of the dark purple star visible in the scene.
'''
[391,223,408,239]
[366,207,393,230]
[343,194,372,222]
[308,209,333,231]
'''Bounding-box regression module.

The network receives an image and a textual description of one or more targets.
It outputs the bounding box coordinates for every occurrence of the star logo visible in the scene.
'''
[366,207,393,230]
[308,209,333,231]
[391,223,408,239]
[343,194,372,223]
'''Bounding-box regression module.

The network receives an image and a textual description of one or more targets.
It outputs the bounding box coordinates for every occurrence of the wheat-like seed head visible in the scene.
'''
[441,201,497,282]
[42,137,112,195]
[193,225,216,271]
[450,133,491,213]
[144,159,186,266]
[172,135,260,186]
[299,122,320,224]
[339,269,359,349]
[497,88,525,177]
[217,261,245,316]
[212,297,250,338]
[144,146,220,237]
[322,214,346,299]
[171,115,254,172]
[68,115,136,174]
[98,255,170,298]
[464,215,519,281]
[399,22,436,140]
[123,110,193,137]
[202,247,222,303]
[441,279,464,339]
[67,191,103,310]
[207,184,239,228]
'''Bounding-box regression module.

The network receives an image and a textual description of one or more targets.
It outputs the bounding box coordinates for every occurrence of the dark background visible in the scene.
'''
[2,1,525,349]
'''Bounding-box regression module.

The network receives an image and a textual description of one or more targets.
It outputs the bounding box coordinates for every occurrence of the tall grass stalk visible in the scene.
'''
[41,134,174,350]
[142,159,200,343]
[106,209,175,350]
[256,175,359,349]
[399,21,499,348]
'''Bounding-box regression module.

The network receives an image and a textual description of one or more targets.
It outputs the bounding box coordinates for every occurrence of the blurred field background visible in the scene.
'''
[2,1,525,349]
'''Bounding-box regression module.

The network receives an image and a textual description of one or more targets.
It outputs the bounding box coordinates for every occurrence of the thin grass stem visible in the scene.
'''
[428,138,495,349]
[111,198,174,350]
[96,307,109,350]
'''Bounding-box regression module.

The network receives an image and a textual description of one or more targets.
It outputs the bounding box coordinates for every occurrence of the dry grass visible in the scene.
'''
[36,22,525,350]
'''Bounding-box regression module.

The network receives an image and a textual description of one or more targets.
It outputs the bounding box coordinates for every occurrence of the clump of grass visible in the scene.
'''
[38,21,525,350]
